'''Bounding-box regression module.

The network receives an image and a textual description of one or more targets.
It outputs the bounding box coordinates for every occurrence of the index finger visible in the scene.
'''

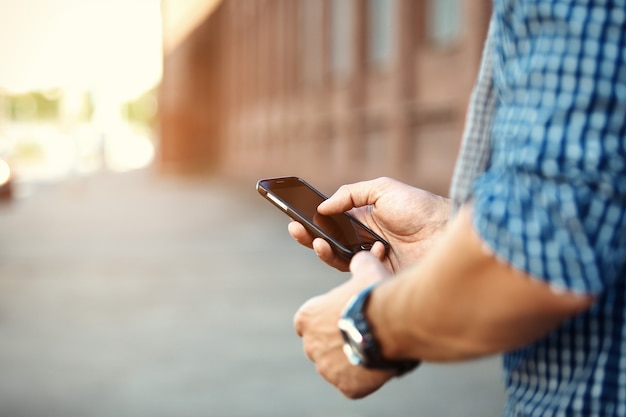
[349,250,391,284]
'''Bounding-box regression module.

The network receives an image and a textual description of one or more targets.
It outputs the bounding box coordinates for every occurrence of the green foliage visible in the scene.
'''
[0,89,94,122]
[3,91,60,121]
[0,87,156,126]
[79,91,94,121]
[13,140,44,161]
[122,86,158,128]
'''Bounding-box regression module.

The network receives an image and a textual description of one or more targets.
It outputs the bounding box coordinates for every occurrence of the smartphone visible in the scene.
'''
[256,176,390,261]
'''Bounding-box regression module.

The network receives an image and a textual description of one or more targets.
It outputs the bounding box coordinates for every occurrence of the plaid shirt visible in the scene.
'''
[450,1,626,416]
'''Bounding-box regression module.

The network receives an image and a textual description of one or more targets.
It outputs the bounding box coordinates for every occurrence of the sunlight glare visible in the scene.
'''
[0,0,163,97]
[0,0,163,184]
[0,159,11,186]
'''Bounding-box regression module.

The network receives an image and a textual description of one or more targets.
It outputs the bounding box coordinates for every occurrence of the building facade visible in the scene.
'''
[160,0,491,194]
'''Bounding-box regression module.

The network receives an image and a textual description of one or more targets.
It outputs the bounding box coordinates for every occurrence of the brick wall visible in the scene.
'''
[159,0,491,195]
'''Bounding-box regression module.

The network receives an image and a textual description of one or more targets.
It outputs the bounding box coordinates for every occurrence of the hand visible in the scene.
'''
[288,177,451,272]
[293,251,395,399]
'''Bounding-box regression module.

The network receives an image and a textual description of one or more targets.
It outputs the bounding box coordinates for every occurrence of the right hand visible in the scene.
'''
[288,177,452,273]
[293,251,395,399]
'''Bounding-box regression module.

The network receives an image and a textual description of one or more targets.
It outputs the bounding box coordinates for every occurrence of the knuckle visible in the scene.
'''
[303,342,316,361]
[338,382,363,400]
[293,311,306,336]
[293,296,321,336]
[315,358,363,399]
[375,176,393,187]
[337,183,351,194]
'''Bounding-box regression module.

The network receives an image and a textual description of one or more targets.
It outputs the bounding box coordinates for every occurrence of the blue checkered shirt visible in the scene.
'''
[450,1,626,416]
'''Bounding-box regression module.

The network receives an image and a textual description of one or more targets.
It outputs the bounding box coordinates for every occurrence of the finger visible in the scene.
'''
[293,311,304,338]
[312,238,350,272]
[293,294,323,338]
[288,221,314,249]
[318,178,390,215]
[293,299,310,338]
[369,241,387,262]
[349,251,391,284]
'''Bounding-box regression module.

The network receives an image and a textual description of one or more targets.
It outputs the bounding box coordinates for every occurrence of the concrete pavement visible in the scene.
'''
[0,169,505,417]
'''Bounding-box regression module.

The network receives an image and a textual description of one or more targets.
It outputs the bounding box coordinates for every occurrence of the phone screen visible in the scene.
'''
[259,178,385,255]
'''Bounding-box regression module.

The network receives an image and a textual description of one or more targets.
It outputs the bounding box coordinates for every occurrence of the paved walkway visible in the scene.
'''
[0,169,505,417]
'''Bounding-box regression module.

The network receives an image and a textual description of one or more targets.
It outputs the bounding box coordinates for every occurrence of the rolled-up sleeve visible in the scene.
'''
[471,2,626,295]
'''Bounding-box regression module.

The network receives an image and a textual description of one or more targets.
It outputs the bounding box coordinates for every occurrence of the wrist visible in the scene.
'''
[367,279,413,360]
[339,284,420,375]
[432,196,453,235]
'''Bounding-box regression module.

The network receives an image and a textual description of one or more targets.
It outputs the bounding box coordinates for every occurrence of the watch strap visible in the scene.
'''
[340,284,420,376]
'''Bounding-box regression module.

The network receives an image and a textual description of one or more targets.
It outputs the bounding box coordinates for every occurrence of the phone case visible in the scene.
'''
[256,177,389,260]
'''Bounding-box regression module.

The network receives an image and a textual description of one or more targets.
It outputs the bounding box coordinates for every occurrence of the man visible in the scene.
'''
[289,1,626,415]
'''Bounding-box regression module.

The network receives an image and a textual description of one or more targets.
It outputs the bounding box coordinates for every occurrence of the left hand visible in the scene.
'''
[293,251,396,399]
[289,177,451,273]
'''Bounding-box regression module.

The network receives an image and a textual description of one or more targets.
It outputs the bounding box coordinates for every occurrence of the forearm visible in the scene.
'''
[367,206,594,362]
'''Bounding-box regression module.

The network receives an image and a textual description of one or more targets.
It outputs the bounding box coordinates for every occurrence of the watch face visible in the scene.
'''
[342,343,362,365]
[339,287,420,374]
[338,317,367,366]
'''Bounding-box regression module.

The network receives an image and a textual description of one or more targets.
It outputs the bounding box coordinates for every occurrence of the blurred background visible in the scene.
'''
[159,0,490,194]
[0,0,492,197]
[0,1,505,416]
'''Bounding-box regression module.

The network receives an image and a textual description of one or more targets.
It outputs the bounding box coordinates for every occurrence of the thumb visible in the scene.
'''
[349,251,391,286]
[318,181,378,215]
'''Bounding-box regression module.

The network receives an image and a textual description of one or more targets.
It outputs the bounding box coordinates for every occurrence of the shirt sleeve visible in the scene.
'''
[471,3,626,295]
[449,18,497,211]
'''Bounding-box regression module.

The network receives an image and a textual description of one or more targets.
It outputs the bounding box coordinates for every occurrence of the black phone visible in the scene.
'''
[256,176,390,261]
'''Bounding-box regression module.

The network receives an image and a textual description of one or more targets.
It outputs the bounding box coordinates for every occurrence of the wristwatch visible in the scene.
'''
[338,284,420,376]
